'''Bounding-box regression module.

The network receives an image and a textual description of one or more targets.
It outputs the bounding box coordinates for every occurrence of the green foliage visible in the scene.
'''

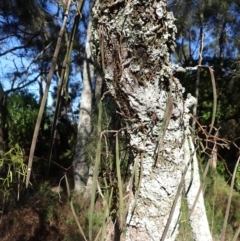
[86,210,105,236]
[235,164,240,192]
[177,197,194,241]
[38,182,52,196]
[7,91,39,150]
[204,170,240,240]
[178,168,240,241]
[37,182,63,223]
[216,159,240,195]
[0,145,27,195]
[216,161,226,177]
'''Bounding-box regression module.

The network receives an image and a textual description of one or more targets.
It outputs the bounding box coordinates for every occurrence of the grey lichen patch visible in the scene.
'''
[130,62,140,72]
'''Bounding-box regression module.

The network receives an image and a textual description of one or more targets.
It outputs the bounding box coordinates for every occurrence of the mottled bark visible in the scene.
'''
[73,16,94,193]
[123,79,193,241]
[91,0,211,240]
[92,0,182,239]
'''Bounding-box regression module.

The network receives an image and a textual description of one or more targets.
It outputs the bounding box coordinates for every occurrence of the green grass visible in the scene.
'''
[177,168,240,241]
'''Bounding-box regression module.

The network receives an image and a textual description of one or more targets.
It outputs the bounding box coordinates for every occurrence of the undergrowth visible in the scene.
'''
[177,164,240,241]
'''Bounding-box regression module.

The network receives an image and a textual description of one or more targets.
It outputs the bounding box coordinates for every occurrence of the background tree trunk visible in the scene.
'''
[0,83,7,158]
[73,13,94,193]
[184,127,213,241]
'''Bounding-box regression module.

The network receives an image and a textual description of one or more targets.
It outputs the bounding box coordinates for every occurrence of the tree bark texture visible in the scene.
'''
[91,0,211,240]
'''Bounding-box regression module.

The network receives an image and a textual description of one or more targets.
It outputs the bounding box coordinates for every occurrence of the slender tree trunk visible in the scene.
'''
[73,12,94,194]
[184,127,213,241]
[0,83,7,158]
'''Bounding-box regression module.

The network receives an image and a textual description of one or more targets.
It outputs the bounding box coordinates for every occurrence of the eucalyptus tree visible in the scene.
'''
[89,0,212,240]
[73,0,95,195]
[0,84,7,158]
[73,0,105,197]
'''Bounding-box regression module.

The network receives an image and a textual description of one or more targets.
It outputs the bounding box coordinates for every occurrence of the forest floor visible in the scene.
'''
[0,181,89,241]
[1,168,240,241]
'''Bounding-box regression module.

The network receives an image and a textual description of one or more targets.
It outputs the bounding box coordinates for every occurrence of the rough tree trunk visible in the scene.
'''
[91,0,212,240]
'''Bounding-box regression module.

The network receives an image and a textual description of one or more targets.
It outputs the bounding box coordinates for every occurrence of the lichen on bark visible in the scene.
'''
[91,0,210,240]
